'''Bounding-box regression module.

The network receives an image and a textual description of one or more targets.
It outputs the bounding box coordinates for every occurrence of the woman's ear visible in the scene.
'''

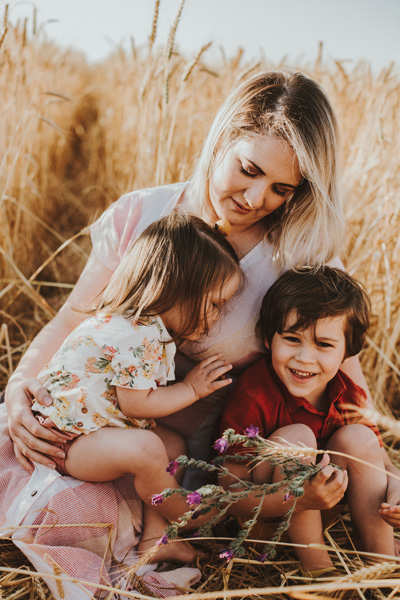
[264,336,270,350]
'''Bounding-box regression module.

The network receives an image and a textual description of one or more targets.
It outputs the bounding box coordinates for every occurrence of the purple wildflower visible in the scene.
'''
[186,491,202,506]
[258,553,267,563]
[213,437,229,453]
[245,425,260,438]
[219,548,235,562]
[156,534,168,546]
[151,493,164,506]
[166,460,180,476]
[283,491,293,502]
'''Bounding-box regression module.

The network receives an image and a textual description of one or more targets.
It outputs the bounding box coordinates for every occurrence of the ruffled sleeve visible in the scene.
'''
[98,316,176,391]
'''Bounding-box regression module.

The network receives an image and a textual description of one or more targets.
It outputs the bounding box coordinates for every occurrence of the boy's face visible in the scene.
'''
[267,311,347,408]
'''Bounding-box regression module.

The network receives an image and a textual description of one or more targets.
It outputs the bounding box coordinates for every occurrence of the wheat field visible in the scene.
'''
[1,2,400,598]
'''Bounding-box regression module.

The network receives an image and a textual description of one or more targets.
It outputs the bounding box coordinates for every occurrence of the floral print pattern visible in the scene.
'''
[32,313,175,434]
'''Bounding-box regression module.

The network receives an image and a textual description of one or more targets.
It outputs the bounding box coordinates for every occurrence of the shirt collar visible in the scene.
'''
[268,361,347,416]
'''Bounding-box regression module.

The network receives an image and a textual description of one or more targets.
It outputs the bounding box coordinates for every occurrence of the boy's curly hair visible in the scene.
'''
[259,266,370,358]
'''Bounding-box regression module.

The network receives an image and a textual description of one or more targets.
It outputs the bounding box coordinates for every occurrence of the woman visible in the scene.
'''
[1,70,370,596]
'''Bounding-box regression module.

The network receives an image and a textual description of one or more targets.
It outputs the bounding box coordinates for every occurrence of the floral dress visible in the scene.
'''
[31,313,175,434]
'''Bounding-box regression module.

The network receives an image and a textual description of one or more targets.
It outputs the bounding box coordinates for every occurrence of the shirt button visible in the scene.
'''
[77,422,83,427]
[81,408,88,413]
[30,490,38,497]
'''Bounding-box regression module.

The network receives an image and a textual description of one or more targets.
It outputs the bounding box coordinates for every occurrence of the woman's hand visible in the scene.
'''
[5,377,72,472]
[5,250,115,472]
[296,453,348,511]
[183,353,233,400]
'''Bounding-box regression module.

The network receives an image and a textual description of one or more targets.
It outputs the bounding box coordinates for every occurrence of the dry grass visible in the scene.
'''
[1,2,400,598]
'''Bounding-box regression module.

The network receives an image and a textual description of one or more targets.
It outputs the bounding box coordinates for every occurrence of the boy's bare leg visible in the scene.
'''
[253,424,334,572]
[326,424,395,557]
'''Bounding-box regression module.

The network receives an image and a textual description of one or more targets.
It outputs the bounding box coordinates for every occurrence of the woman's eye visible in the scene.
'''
[240,165,257,178]
[272,185,289,198]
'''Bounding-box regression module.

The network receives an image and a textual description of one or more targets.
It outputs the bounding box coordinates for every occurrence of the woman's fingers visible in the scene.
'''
[25,377,53,407]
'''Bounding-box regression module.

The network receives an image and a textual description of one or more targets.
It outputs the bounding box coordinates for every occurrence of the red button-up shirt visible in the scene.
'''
[218,357,382,449]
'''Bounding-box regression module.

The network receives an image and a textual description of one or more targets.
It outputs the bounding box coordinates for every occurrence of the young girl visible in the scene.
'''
[30,212,242,563]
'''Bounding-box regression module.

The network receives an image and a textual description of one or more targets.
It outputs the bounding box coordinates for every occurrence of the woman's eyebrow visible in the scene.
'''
[246,159,298,188]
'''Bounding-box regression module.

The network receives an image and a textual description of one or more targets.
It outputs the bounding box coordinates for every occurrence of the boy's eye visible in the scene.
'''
[283,335,300,343]
[317,341,333,348]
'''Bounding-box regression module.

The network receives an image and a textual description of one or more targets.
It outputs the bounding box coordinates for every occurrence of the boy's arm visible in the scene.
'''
[379,448,400,528]
[219,454,348,518]
[117,354,232,418]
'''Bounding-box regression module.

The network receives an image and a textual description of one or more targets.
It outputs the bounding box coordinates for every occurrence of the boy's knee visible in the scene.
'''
[329,424,380,456]
[269,423,317,448]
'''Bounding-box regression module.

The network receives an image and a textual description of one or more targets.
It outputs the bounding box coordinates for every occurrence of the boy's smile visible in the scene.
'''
[267,312,347,410]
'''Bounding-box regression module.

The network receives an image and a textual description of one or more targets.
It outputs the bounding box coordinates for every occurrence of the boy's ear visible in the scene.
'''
[264,336,270,350]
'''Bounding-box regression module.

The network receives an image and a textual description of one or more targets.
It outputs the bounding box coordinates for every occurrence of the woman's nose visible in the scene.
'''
[244,180,267,209]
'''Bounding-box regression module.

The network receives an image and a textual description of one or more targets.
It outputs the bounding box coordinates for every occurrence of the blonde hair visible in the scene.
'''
[187,71,345,269]
[96,212,241,338]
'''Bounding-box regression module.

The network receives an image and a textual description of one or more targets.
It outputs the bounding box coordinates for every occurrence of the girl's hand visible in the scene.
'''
[379,501,400,529]
[5,377,73,472]
[183,353,233,400]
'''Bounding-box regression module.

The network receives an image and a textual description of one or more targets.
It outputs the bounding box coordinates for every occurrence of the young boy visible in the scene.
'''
[218,267,400,577]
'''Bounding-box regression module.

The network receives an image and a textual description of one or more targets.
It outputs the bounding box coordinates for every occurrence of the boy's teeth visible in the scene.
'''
[291,369,315,377]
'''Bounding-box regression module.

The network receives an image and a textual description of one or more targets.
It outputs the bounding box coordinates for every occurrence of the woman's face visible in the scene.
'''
[208,135,302,230]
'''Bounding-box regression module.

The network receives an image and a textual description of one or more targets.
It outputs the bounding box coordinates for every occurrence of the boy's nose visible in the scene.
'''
[295,345,316,364]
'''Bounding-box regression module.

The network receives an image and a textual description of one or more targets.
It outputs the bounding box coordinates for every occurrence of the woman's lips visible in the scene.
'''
[231,198,251,214]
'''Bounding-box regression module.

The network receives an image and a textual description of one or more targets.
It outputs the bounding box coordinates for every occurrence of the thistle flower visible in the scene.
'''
[156,534,168,546]
[283,491,293,502]
[258,553,267,563]
[219,548,235,562]
[213,437,229,453]
[151,493,164,506]
[166,460,179,476]
[245,425,260,438]
[186,491,202,506]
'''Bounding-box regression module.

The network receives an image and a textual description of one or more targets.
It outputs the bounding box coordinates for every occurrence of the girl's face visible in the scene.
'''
[162,272,241,341]
[208,135,302,231]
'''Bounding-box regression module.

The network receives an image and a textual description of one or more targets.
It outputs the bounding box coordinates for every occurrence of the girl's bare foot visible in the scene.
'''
[138,537,207,564]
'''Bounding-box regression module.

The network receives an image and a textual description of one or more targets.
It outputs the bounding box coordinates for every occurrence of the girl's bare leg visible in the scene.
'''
[326,424,395,557]
[137,424,201,562]
[253,424,333,572]
[66,428,189,517]
[65,428,206,563]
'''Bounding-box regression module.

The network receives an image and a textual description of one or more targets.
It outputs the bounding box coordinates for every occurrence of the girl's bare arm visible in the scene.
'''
[117,354,233,417]
[5,251,114,471]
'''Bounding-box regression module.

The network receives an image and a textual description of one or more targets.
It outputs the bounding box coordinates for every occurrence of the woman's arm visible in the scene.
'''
[341,354,373,408]
[5,251,114,471]
[117,354,233,418]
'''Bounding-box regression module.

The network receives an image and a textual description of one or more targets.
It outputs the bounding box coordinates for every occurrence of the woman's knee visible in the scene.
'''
[269,423,317,448]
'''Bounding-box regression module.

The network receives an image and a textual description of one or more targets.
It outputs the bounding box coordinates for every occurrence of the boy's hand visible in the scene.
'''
[183,354,233,400]
[379,500,400,528]
[296,453,348,511]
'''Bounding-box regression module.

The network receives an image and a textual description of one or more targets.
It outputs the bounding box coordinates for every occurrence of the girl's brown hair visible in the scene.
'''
[259,267,370,358]
[96,212,241,338]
